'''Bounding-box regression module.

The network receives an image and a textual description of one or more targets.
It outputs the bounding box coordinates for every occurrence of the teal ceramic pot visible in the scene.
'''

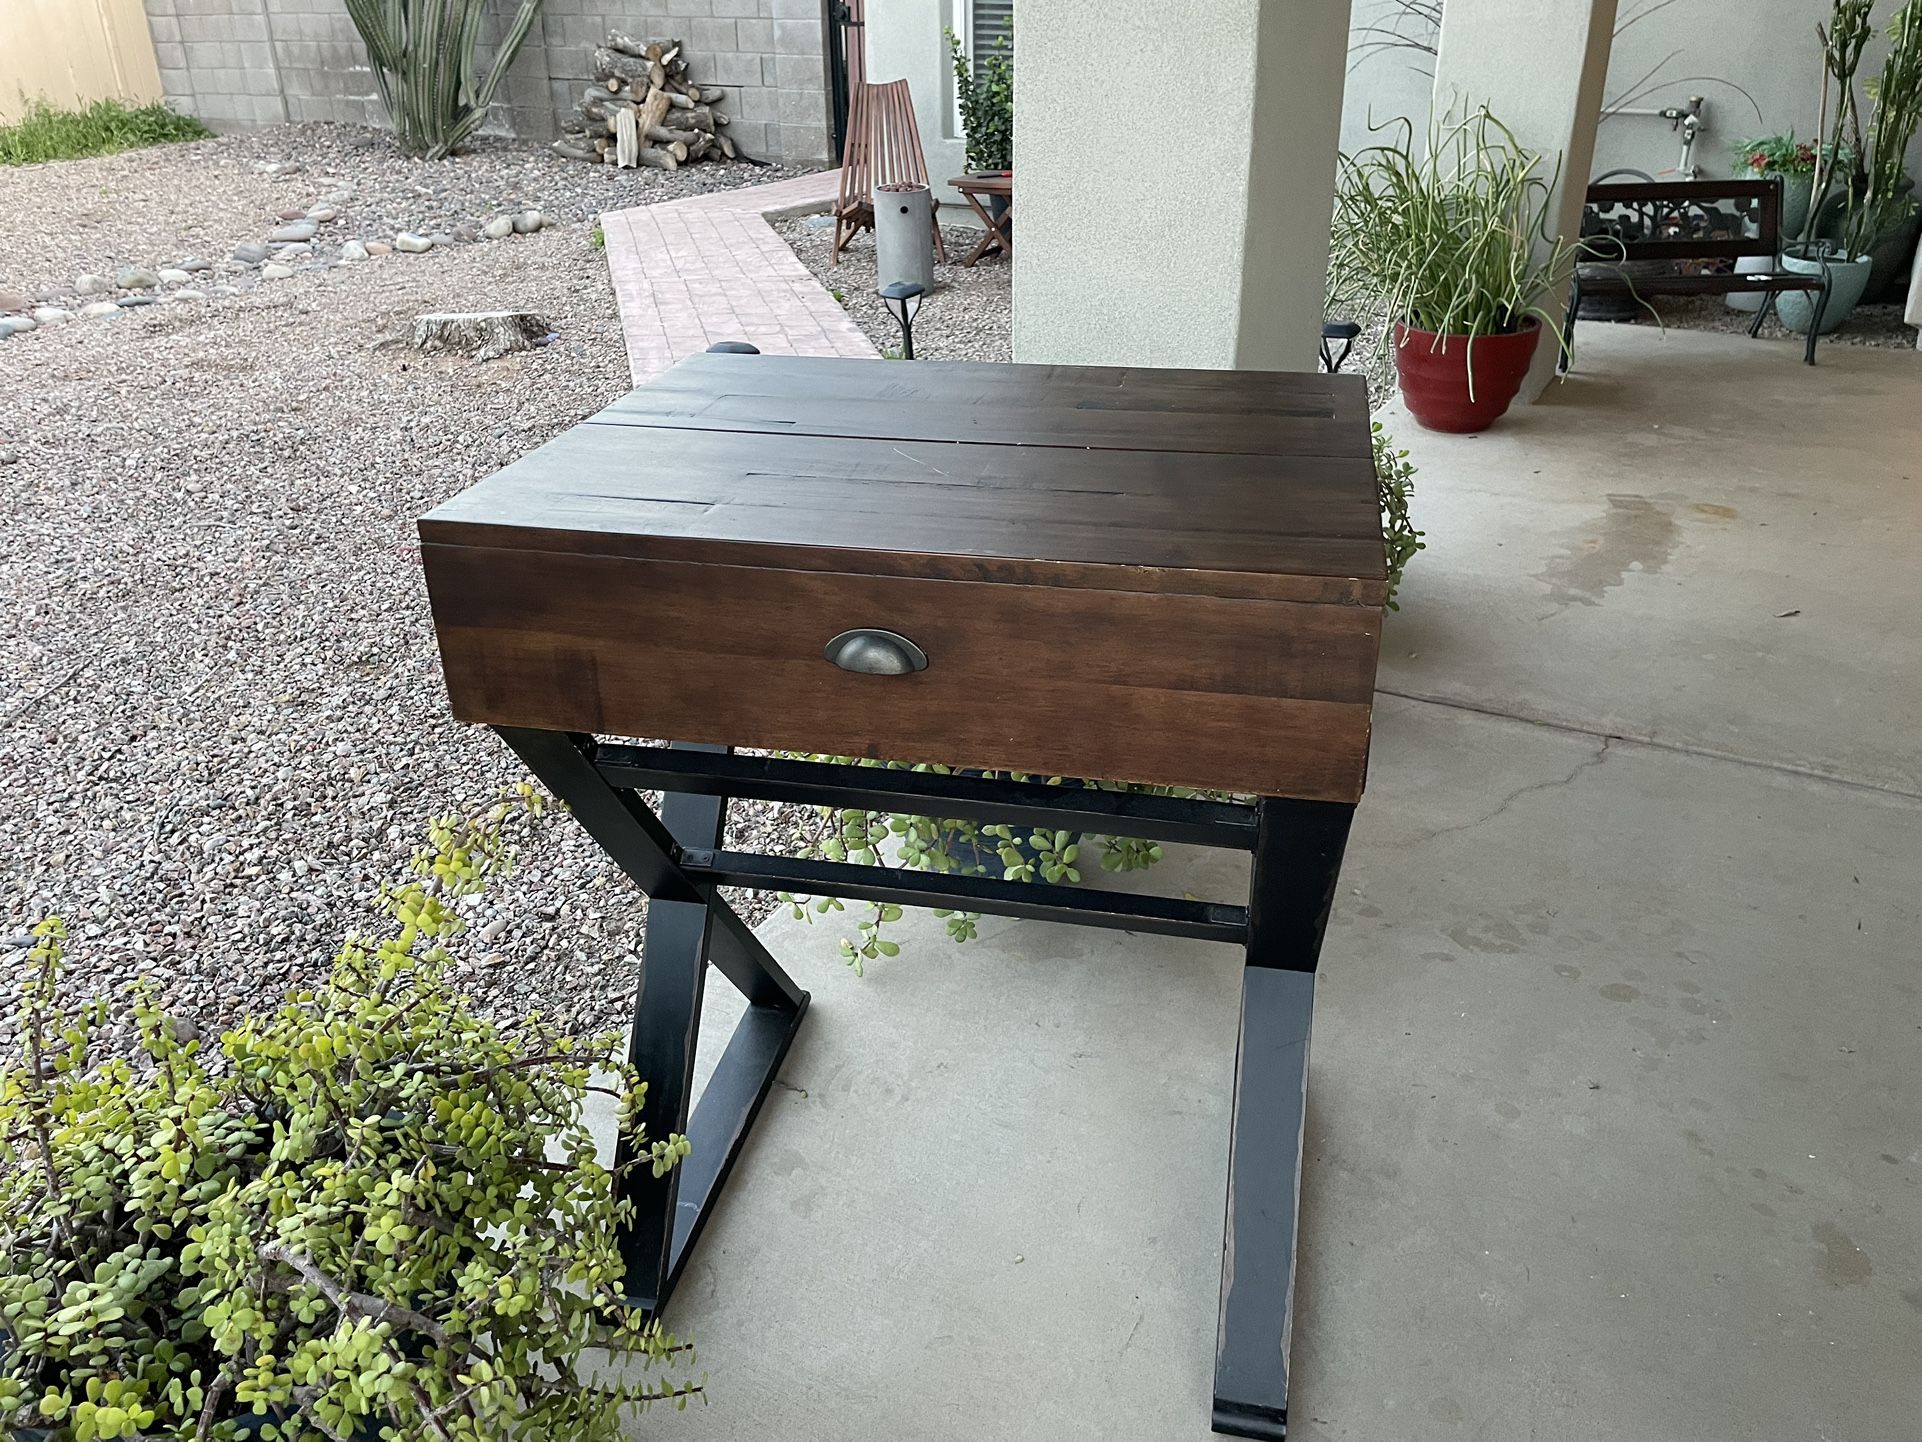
[1727,172,1815,312]
[1774,246,1874,334]
[1773,171,1815,241]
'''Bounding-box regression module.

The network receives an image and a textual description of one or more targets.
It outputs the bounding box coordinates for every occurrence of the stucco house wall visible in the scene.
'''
[865,0,968,205]
[1343,0,1922,184]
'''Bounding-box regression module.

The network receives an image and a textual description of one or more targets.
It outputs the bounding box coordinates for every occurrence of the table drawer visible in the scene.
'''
[424,543,1378,801]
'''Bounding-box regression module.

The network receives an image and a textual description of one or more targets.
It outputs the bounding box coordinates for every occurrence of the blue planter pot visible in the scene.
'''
[1775,246,1874,335]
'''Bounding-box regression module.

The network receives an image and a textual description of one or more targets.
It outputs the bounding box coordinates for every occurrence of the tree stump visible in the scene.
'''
[411,312,552,362]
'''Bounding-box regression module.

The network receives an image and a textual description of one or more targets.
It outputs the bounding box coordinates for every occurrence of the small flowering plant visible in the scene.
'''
[0,793,699,1442]
[1731,132,1820,175]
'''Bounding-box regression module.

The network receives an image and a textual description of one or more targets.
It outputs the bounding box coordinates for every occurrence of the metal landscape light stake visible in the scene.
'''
[878,281,925,359]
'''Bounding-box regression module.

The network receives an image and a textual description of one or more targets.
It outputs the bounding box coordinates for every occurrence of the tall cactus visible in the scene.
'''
[341,0,545,159]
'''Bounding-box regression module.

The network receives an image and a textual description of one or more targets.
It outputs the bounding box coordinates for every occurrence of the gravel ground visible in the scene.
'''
[1622,293,1917,348]
[0,165,798,1051]
[773,210,1011,362]
[1,124,809,305]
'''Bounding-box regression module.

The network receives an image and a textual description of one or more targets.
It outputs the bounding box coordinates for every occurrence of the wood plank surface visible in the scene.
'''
[597,363,1372,457]
[424,543,1379,801]
[639,352,1372,425]
[421,422,1386,604]
[421,354,1386,802]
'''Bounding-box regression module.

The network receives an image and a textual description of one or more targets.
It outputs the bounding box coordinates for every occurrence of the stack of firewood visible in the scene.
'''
[552,33,738,169]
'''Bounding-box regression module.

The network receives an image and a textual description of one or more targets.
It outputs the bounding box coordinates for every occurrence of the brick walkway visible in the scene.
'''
[600,170,878,385]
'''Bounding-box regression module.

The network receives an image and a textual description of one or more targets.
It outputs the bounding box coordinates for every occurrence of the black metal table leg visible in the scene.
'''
[494,729,1358,1427]
[1212,798,1355,1440]
[494,728,809,1314]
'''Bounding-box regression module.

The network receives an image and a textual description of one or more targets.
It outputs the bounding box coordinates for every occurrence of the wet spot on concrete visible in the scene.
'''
[1812,1222,1872,1287]
[1494,1101,1522,1121]
[1682,1128,1714,1158]
[1675,979,1702,995]
[1354,903,1384,918]
[1903,1286,1922,1314]
[1883,1153,1902,1165]
[1630,1016,1680,1048]
[1553,963,1582,981]
[1537,494,1682,607]
[1599,982,1641,1003]
[1751,1201,1777,1218]
[1691,502,1739,521]
[1420,951,1456,964]
[1446,918,1528,954]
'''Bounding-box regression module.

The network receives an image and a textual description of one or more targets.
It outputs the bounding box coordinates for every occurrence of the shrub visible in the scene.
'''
[0,793,698,1441]
[0,100,210,167]
[341,0,547,159]
[945,18,1013,172]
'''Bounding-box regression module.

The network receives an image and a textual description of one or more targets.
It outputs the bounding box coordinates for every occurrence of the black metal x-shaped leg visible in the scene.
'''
[495,726,1354,1438]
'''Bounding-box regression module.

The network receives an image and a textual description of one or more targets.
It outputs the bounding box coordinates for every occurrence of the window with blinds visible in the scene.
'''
[970,0,1013,68]
[951,0,1013,136]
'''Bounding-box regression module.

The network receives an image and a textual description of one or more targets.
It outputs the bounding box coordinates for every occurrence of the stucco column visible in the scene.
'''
[1432,0,1617,401]
[1011,0,1352,371]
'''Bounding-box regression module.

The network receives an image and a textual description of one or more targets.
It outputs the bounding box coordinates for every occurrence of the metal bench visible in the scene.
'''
[1565,177,1831,367]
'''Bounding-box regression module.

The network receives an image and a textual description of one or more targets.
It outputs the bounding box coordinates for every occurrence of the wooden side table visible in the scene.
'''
[420,352,1384,1439]
[949,172,1013,265]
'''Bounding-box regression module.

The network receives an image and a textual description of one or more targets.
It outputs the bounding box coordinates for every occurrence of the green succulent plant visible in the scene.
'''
[0,792,697,1441]
[1375,422,1423,609]
[778,764,1192,971]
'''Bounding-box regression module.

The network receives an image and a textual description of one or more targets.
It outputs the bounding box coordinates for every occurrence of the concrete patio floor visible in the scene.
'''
[609,323,1920,1440]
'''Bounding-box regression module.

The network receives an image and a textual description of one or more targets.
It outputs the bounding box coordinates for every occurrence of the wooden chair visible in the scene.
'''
[834,79,947,265]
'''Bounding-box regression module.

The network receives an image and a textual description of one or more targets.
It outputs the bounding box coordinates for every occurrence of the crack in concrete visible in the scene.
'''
[1405,737,1612,845]
[1376,687,1922,805]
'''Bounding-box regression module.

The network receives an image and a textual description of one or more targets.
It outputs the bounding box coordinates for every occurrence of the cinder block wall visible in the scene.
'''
[141,0,833,165]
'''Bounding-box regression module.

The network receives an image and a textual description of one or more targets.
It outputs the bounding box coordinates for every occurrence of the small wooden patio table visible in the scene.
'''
[948,172,1013,265]
[419,352,1385,1439]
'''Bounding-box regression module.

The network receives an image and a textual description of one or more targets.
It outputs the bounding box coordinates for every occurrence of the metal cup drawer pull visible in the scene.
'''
[823,628,929,675]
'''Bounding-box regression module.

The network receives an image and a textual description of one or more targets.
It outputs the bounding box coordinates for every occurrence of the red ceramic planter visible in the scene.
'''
[1392,318,1542,433]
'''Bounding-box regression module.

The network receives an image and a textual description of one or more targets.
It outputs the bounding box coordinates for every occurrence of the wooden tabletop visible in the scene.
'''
[949,173,1013,196]
[421,353,1384,608]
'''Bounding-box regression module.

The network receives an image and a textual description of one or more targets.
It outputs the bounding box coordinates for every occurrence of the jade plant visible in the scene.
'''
[783,430,1420,967]
[780,770,1180,971]
[0,793,697,1441]
[1376,422,1423,609]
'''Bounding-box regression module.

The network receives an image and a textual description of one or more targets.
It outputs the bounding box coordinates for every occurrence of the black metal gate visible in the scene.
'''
[826,0,861,161]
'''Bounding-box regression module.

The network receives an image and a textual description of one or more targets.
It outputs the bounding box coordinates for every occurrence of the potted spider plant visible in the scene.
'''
[1330,107,1582,433]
